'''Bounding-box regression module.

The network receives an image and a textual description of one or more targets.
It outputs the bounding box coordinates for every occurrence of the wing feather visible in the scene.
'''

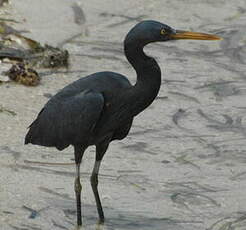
[25,90,104,150]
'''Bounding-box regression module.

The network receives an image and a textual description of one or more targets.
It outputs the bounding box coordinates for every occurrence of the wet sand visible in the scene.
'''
[1,0,246,229]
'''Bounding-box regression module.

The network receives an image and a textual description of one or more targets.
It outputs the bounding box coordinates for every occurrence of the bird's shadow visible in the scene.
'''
[52,200,201,230]
[71,209,201,230]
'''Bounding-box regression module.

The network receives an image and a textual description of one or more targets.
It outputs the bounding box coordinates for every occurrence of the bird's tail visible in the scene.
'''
[25,118,68,151]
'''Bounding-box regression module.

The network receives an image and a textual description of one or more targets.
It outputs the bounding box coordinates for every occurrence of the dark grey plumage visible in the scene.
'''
[25,72,132,150]
[24,20,221,226]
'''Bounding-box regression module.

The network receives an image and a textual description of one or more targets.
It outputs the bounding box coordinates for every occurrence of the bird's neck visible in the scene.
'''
[124,43,161,115]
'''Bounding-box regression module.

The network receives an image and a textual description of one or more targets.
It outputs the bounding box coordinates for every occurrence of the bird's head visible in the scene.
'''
[125,20,221,47]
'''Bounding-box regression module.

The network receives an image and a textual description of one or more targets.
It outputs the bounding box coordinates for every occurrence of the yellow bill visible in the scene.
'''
[170,30,222,40]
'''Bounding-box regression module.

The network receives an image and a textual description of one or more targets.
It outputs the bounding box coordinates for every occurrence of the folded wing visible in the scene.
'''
[25,90,104,150]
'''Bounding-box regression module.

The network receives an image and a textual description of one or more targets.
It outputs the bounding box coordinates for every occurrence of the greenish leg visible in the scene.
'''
[75,163,82,226]
[91,160,104,223]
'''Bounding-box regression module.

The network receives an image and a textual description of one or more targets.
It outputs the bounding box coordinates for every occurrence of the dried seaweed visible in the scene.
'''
[19,224,42,230]
[170,191,220,210]
[92,47,123,55]
[0,105,16,116]
[174,154,200,170]
[68,39,121,48]
[51,220,69,230]
[99,13,146,28]
[225,7,246,21]
[230,171,246,181]
[43,93,53,99]
[3,210,14,214]
[170,192,190,210]
[63,209,76,219]
[164,134,216,139]
[22,205,38,219]
[129,182,146,191]
[24,159,73,166]
[1,146,21,160]
[195,81,237,90]
[22,205,48,219]
[10,225,31,230]
[75,53,125,63]
[198,109,246,135]
[129,128,160,136]
[222,114,233,125]
[169,91,200,104]
[213,62,246,79]
[11,163,75,177]
[57,32,86,47]
[165,181,225,193]
[71,3,86,25]
[9,163,117,179]
[117,170,142,173]
[38,186,73,200]
[163,79,186,84]
[121,141,157,155]
[195,80,242,99]
[156,96,168,100]
[197,109,230,126]
[172,109,190,130]
[208,212,246,230]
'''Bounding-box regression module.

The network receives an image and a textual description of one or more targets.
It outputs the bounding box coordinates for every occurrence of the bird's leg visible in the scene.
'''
[75,163,82,226]
[74,146,85,226]
[91,142,109,223]
[91,160,103,222]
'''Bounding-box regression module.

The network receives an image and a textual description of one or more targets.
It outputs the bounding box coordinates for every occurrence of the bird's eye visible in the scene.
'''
[160,28,166,35]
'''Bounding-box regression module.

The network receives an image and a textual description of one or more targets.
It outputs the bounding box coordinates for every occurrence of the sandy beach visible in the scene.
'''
[0,0,246,229]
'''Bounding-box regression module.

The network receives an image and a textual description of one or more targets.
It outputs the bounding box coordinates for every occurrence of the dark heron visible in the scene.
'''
[25,20,220,226]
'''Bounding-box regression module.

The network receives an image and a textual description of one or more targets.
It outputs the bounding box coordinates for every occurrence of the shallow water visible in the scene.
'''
[1,0,246,229]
